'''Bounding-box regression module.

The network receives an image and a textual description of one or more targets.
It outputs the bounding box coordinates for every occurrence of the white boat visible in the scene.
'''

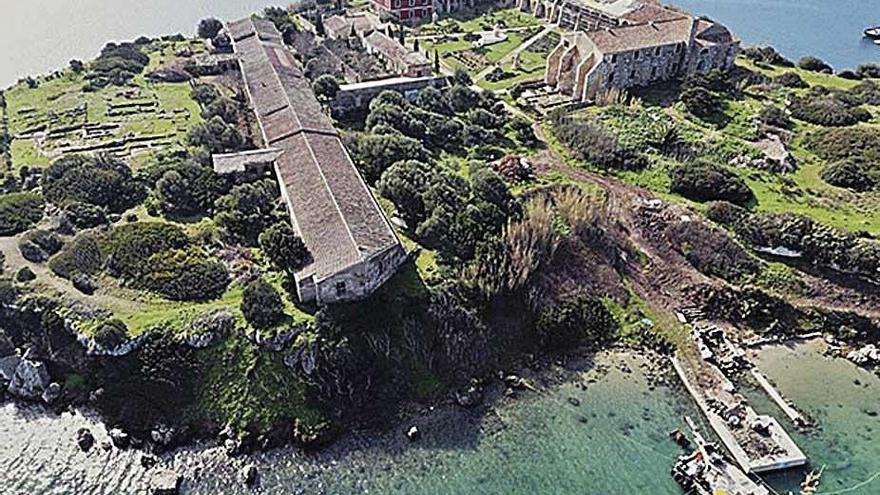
[865,26,880,39]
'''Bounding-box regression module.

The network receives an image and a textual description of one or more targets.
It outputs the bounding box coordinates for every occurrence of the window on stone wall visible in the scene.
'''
[675,44,682,54]
[336,281,347,296]
[611,54,618,63]
[634,50,640,60]
[651,67,658,78]
[629,69,636,79]
[608,73,614,84]
[655,46,661,56]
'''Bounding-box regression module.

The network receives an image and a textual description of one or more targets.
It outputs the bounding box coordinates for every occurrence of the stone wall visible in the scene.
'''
[314,243,408,303]
[330,75,450,117]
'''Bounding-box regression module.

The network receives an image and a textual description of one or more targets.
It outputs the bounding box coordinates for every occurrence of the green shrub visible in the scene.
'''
[102,222,190,278]
[48,234,103,279]
[42,154,142,211]
[820,160,877,192]
[536,293,618,350]
[798,56,833,73]
[139,247,230,301]
[789,92,871,127]
[774,71,808,88]
[741,46,793,67]
[758,105,792,129]
[62,201,108,229]
[241,278,284,329]
[670,161,753,205]
[0,192,44,235]
[549,112,648,171]
[259,222,311,274]
[22,229,63,255]
[15,267,36,282]
[805,127,880,162]
[214,181,278,246]
[93,319,128,348]
[680,87,723,119]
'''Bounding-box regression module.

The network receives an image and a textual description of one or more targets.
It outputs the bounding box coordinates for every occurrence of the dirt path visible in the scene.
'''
[529,125,880,327]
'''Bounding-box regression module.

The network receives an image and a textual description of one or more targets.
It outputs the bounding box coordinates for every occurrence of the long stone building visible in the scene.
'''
[221,17,407,304]
[521,0,740,100]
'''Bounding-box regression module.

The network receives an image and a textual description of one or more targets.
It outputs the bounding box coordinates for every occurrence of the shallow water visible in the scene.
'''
[1,345,877,494]
[673,0,880,70]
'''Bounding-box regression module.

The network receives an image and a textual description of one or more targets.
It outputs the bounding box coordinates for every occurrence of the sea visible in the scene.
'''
[1,343,879,494]
[2,0,879,88]
[672,0,880,71]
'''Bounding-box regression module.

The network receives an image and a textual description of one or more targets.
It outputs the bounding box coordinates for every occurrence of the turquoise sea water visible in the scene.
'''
[673,0,880,70]
[1,345,878,494]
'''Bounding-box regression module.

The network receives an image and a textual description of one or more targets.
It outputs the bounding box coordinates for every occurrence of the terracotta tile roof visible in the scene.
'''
[587,17,693,54]
[364,32,430,68]
[621,4,687,25]
[228,18,401,281]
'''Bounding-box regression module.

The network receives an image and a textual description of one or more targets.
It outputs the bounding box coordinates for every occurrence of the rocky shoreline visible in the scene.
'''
[0,345,674,494]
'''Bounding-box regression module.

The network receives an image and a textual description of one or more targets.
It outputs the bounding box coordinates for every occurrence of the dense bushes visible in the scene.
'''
[707,202,880,282]
[102,222,190,278]
[805,127,880,163]
[93,319,129,348]
[820,160,877,192]
[187,116,244,154]
[61,201,107,229]
[680,86,724,119]
[147,159,228,218]
[669,161,753,205]
[19,229,63,263]
[774,72,808,88]
[789,88,871,127]
[259,222,311,274]
[549,112,648,171]
[86,42,150,88]
[48,234,103,279]
[214,180,279,246]
[536,293,618,351]
[198,18,224,39]
[798,56,833,73]
[665,220,761,282]
[741,46,794,67]
[758,105,792,129]
[0,192,44,235]
[242,278,285,329]
[42,154,142,212]
[139,247,230,301]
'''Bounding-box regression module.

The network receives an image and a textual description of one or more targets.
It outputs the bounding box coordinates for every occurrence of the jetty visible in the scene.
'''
[751,369,809,428]
[671,417,771,495]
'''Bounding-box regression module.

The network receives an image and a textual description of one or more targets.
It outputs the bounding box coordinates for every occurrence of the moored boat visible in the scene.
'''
[865,26,880,39]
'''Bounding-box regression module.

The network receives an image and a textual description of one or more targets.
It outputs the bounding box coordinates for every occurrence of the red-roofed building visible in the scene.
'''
[371,0,434,24]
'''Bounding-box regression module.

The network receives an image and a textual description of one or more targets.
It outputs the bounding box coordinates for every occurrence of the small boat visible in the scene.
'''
[865,26,880,39]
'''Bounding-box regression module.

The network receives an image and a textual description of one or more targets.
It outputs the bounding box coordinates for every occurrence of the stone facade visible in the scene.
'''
[330,75,450,117]
[363,31,433,78]
[371,0,434,24]
[539,2,739,101]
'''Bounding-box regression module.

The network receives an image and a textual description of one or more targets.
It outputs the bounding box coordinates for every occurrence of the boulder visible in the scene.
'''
[7,358,50,400]
[140,454,159,469]
[42,382,62,404]
[406,426,420,442]
[109,428,130,449]
[0,355,21,384]
[240,464,258,486]
[76,427,95,452]
[151,424,176,448]
[455,384,483,408]
[150,468,182,495]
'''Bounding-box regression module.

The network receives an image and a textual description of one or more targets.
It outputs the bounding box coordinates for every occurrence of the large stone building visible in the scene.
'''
[523,0,739,100]
[221,17,407,304]
[370,0,434,24]
[363,31,433,77]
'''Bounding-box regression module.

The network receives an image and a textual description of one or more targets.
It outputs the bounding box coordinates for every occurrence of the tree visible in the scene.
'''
[259,222,311,274]
[453,68,472,86]
[313,75,340,101]
[151,161,227,218]
[377,160,433,226]
[509,116,538,146]
[187,116,243,153]
[214,180,278,246]
[201,97,239,124]
[434,50,440,73]
[670,160,754,205]
[198,18,224,39]
[242,278,285,329]
[680,87,722,119]
[348,132,429,183]
[69,59,85,74]
[315,14,325,37]
[413,38,420,52]
[42,154,142,212]
[191,84,220,106]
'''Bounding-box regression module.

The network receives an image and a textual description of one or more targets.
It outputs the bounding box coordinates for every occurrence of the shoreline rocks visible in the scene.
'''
[7,356,50,400]
[76,427,95,452]
[150,468,182,495]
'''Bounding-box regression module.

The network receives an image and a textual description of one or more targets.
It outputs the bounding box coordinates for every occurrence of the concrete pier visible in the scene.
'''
[672,356,807,474]
[751,369,809,427]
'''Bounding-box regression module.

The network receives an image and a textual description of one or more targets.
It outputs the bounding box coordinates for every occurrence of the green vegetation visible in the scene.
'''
[0,192,43,235]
